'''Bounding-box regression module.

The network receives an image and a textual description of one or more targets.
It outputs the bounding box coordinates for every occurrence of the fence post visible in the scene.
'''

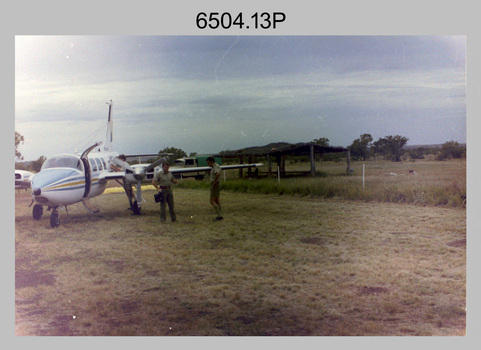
[310,143,316,176]
[363,163,365,190]
[346,149,351,174]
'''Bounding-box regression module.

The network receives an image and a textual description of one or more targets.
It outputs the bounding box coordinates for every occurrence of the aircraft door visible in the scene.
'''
[82,158,91,198]
[80,142,100,198]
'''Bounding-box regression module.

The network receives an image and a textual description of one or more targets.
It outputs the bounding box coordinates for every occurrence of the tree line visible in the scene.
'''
[14,130,467,173]
[346,134,466,162]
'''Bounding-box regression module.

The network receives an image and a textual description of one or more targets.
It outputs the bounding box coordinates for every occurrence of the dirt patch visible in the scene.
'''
[358,286,389,296]
[299,237,325,245]
[120,299,140,314]
[43,315,77,336]
[16,255,40,269]
[208,238,227,249]
[104,260,126,273]
[145,270,160,277]
[447,239,466,248]
[15,269,56,289]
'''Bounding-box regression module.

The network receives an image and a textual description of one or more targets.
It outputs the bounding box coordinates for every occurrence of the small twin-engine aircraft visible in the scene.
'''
[16,101,263,228]
[15,170,34,190]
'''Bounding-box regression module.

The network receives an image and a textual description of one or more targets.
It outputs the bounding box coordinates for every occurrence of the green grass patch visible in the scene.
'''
[178,159,466,207]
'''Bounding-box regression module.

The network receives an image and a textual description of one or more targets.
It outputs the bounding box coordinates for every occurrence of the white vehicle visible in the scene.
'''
[15,170,34,190]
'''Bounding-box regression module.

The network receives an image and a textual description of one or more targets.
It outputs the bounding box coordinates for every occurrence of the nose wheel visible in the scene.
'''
[50,209,60,228]
[33,204,43,220]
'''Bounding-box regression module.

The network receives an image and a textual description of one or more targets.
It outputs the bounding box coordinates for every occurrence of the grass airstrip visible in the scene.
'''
[15,160,466,336]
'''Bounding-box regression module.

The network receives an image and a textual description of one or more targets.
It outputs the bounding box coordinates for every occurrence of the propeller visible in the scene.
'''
[143,157,166,174]
[112,156,168,215]
[132,157,166,213]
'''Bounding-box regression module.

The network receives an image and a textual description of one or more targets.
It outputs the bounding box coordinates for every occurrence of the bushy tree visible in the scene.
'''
[409,147,425,160]
[159,147,187,164]
[372,135,409,162]
[438,141,465,160]
[29,156,47,172]
[349,134,373,161]
[312,137,329,147]
[371,138,388,159]
[15,131,24,160]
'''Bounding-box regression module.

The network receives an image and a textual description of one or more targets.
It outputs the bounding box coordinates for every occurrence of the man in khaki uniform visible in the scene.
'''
[152,163,178,222]
[207,156,223,221]
[118,154,135,211]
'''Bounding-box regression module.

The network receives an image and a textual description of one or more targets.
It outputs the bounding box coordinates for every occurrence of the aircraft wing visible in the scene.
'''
[169,166,210,174]
[169,163,264,174]
[220,163,264,171]
[98,171,126,183]
[123,153,172,165]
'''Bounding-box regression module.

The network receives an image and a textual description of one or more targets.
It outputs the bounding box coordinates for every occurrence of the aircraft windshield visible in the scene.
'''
[41,155,83,171]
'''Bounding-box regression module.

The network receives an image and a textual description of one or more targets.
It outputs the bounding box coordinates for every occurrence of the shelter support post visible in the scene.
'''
[310,143,316,176]
[346,149,351,174]
[238,156,243,178]
[275,155,282,178]
[267,155,272,177]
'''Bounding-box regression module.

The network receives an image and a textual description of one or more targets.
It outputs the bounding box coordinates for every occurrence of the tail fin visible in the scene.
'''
[104,100,113,151]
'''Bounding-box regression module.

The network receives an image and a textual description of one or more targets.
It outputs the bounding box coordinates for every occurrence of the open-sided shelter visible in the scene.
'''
[217,142,349,178]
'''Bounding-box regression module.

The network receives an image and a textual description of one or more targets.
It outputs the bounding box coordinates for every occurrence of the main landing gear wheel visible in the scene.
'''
[132,201,141,215]
[50,211,60,228]
[33,204,43,220]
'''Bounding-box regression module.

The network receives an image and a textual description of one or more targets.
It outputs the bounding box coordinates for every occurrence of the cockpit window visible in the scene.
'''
[41,155,83,171]
[89,158,98,172]
[95,158,103,171]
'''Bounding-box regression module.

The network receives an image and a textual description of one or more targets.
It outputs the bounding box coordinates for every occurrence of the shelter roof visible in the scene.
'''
[218,142,347,158]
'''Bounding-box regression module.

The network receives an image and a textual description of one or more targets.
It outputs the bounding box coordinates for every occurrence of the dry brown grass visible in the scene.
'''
[15,176,466,336]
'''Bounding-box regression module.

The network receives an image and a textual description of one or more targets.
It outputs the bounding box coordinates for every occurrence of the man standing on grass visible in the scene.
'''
[207,156,223,221]
[152,163,178,222]
[118,154,136,213]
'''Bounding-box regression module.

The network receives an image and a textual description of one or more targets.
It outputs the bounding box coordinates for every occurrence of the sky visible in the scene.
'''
[15,35,466,161]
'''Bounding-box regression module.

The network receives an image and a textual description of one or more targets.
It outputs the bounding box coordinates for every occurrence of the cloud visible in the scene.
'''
[15,36,466,161]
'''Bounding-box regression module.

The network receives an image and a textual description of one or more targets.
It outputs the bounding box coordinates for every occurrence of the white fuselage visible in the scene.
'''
[30,151,118,208]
